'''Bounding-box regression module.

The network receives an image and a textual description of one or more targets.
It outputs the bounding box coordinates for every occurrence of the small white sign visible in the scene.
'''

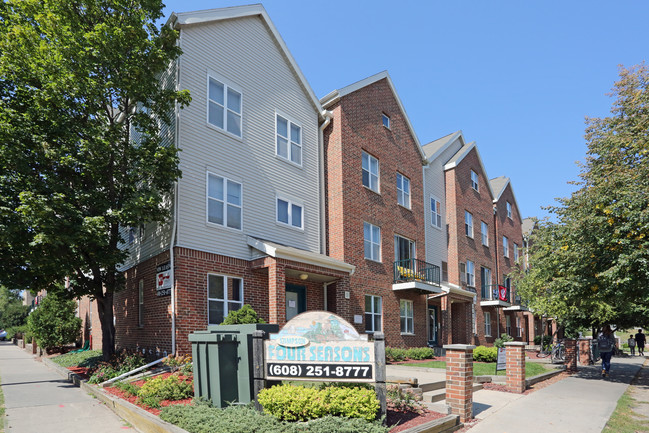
[354,315,363,324]
[156,262,172,297]
[288,300,296,308]
[496,347,507,371]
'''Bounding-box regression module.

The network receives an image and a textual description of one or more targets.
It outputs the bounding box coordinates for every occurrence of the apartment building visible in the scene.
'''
[321,72,439,348]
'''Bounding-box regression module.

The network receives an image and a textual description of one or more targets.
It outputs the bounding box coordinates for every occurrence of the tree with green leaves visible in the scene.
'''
[0,0,190,360]
[28,290,82,351]
[513,64,649,335]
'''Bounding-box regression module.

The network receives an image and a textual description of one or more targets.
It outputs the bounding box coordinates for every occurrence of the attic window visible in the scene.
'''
[382,114,390,129]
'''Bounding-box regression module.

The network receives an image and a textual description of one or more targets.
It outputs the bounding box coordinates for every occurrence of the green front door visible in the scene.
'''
[285,284,306,321]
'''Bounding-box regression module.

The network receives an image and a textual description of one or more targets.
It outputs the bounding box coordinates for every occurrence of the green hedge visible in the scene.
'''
[258,384,379,422]
[385,346,435,363]
[160,404,389,433]
[473,346,498,362]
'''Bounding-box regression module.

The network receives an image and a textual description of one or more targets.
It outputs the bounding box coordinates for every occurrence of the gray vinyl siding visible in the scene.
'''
[175,16,321,260]
[423,139,464,271]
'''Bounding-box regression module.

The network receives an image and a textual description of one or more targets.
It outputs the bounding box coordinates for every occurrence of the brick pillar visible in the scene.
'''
[441,297,452,345]
[577,338,591,365]
[505,342,526,393]
[268,260,286,325]
[444,344,475,423]
[564,338,578,372]
[526,313,536,345]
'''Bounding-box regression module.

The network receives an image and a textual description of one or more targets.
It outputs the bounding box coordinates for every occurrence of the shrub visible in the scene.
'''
[51,349,102,368]
[138,374,193,408]
[404,347,435,360]
[473,346,498,362]
[5,325,28,340]
[220,304,265,325]
[88,351,147,384]
[386,384,425,414]
[534,335,553,347]
[258,384,379,422]
[385,347,407,363]
[113,380,140,397]
[494,333,514,348]
[160,404,389,433]
[27,292,81,351]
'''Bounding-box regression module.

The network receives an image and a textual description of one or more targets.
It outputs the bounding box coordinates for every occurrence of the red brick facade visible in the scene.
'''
[323,77,429,348]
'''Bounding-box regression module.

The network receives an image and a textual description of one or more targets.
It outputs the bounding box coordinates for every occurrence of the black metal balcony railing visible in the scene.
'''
[393,259,441,287]
[513,295,527,308]
[481,284,510,302]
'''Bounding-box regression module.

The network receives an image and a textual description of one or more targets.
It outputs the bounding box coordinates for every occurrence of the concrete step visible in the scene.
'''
[420,380,446,393]
[422,383,483,403]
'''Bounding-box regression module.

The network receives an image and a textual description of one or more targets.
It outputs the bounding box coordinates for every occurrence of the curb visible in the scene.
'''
[41,356,189,433]
[525,366,566,387]
[399,414,460,433]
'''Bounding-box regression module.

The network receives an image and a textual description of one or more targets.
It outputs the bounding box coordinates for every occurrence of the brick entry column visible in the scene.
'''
[564,338,578,372]
[268,260,286,325]
[444,344,475,423]
[504,342,526,393]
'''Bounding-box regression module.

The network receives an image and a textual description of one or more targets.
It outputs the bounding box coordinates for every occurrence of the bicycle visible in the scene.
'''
[537,341,566,363]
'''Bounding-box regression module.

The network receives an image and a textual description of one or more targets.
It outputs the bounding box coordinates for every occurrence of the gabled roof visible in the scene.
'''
[169,4,324,119]
[444,141,495,199]
[320,71,427,162]
[490,176,522,219]
[422,130,464,162]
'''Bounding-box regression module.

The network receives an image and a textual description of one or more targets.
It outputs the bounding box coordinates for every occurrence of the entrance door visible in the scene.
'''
[428,306,438,346]
[285,284,306,321]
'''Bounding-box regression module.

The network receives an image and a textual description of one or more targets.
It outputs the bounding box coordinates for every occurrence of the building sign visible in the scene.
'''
[496,347,507,371]
[264,311,375,382]
[156,262,172,297]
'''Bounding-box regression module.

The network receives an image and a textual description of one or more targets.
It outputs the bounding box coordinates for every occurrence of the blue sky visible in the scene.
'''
[161,1,648,220]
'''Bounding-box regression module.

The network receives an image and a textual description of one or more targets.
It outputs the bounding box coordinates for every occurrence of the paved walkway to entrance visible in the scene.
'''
[0,341,134,433]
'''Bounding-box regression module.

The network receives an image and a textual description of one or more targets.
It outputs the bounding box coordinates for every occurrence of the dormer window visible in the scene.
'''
[382,113,390,129]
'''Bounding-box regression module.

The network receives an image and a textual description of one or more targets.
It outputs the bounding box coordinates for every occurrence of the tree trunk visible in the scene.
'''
[96,290,116,362]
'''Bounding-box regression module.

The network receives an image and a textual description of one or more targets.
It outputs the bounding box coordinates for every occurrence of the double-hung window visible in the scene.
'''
[396,173,411,208]
[506,315,512,336]
[481,221,489,246]
[400,300,414,334]
[430,196,442,228]
[208,75,242,138]
[466,260,475,287]
[382,113,390,129]
[481,267,492,299]
[484,311,492,336]
[516,316,522,337]
[138,279,144,327]
[362,151,379,192]
[276,114,302,165]
[208,274,243,324]
[207,173,242,230]
[471,170,479,191]
[465,211,474,238]
[507,201,512,219]
[514,243,519,262]
[364,222,381,262]
[503,236,509,258]
[276,196,303,229]
[365,295,382,333]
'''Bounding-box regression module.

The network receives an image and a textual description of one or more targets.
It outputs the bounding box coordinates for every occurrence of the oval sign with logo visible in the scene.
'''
[277,335,309,348]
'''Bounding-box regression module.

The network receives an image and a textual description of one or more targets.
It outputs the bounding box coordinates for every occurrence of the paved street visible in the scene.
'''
[0,342,135,433]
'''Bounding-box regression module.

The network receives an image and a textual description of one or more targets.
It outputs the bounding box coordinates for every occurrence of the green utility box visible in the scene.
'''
[190,324,278,408]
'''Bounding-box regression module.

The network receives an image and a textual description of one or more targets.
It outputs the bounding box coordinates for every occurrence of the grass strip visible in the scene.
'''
[602,389,649,433]
[402,361,549,377]
[50,350,103,368]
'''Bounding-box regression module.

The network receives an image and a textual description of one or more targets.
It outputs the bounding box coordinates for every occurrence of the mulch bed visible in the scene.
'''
[67,366,91,381]
[388,409,446,432]
[482,370,571,395]
[103,372,193,416]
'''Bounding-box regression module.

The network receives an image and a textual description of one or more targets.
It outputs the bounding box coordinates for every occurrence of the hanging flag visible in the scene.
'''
[498,285,508,301]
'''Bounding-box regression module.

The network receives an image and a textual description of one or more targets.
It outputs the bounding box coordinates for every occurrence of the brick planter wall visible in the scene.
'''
[444,344,475,422]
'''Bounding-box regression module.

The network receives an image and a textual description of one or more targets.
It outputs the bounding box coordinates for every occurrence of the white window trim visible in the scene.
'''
[365,294,382,333]
[481,221,489,246]
[514,243,519,262]
[466,260,475,288]
[394,234,416,262]
[207,273,243,325]
[471,170,479,192]
[206,171,243,231]
[465,211,474,238]
[364,221,382,262]
[400,299,414,335]
[206,72,243,140]
[430,196,442,229]
[507,201,512,219]
[275,111,303,167]
[397,172,411,209]
[275,194,304,231]
[503,236,509,258]
[516,316,522,338]
[485,311,492,337]
[362,150,380,193]
[382,113,390,129]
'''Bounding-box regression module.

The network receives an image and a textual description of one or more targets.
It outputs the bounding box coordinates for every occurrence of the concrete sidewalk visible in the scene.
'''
[0,341,135,433]
[467,355,645,433]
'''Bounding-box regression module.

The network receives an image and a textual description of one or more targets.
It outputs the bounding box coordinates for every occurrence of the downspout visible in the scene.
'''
[169,18,181,355]
[493,204,500,338]
[318,110,333,255]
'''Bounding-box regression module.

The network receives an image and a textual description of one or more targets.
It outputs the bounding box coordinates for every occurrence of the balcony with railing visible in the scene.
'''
[480,284,511,307]
[504,294,529,311]
[392,258,442,294]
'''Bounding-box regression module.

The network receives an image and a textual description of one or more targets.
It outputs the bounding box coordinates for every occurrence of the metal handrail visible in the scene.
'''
[393,258,441,286]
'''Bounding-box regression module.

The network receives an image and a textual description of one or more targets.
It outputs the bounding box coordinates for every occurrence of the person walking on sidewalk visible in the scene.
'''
[598,325,616,377]
[628,334,637,356]
[635,329,646,356]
